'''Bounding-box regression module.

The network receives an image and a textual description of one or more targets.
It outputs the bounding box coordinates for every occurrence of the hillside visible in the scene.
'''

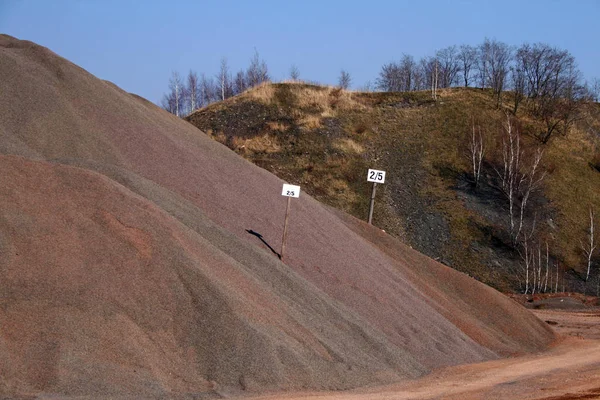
[0,35,555,398]
[187,83,600,293]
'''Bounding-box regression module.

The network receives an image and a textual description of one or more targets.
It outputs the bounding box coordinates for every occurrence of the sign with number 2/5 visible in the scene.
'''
[282,184,300,198]
[367,169,386,183]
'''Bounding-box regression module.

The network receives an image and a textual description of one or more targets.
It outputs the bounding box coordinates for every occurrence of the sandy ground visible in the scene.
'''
[241,309,600,400]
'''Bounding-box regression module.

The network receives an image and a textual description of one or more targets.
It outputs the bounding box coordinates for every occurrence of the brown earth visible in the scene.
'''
[0,34,556,398]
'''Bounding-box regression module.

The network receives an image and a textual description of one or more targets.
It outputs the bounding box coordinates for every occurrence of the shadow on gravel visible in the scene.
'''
[246,229,281,259]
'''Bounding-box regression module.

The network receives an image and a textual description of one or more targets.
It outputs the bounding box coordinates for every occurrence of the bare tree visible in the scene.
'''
[376,62,401,92]
[476,39,490,90]
[289,64,300,81]
[376,56,417,92]
[161,71,184,117]
[359,81,374,92]
[518,216,537,294]
[234,69,247,95]
[510,65,526,115]
[432,57,439,100]
[516,43,585,143]
[200,73,215,106]
[590,77,600,102]
[581,207,597,282]
[338,69,351,90]
[399,54,417,91]
[544,241,550,292]
[186,70,200,114]
[216,57,233,101]
[468,119,485,187]
[246,49,270,88]
[484,39,513,106]
[494,114,546,244]
[436,46,461,88]
[458,44,477,87]
[555,261,560,293]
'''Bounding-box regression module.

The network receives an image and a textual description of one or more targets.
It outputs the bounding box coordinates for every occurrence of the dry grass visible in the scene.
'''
[231,134,281,154]
[245,83,365,116]
[265,121,289,132]
[243,81,276,103]
[332,138,364,154]
[299,115,322,130]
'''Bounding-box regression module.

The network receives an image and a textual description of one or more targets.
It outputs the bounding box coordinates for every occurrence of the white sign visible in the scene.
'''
[367,169,386,183]
[282,184,300,198]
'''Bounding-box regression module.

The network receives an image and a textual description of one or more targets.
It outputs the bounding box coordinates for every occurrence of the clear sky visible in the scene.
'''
[1,0,598,103]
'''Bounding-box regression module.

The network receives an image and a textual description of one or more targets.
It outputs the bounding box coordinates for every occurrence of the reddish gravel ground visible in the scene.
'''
[0,34,558,398]
[241,310,600,400]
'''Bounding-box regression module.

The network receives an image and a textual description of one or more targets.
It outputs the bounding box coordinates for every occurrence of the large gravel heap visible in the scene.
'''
[0,34,554,398]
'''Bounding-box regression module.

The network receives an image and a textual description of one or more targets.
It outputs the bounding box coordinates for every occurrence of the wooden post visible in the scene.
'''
[368,182,377,224]
[281,196,292,262]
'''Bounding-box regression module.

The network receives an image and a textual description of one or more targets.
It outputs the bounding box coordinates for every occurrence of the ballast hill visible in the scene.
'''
[187,81,600,294]
[0,34,554,398]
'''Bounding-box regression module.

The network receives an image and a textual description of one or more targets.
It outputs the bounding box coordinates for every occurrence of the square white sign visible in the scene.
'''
[282,184,300,198]
[367,169,386,183]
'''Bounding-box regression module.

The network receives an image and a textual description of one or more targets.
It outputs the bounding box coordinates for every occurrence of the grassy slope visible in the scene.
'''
[186,83,600,292]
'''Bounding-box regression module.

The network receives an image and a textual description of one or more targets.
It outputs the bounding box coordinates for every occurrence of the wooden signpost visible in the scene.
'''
[366,169,385,224]
[281,183,300,262]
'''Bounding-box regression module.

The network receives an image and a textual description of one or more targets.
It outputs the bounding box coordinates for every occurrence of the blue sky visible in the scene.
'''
[1,0,598,103]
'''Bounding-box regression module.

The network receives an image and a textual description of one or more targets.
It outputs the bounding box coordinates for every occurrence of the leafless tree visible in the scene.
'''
[468,119,485,187]
[432,57,439,100]
[510,65,526,115]
[581,207,597,282]
[494,114,546,244]
[234,69,247,95]
[246,49,270,88]
[161,71,185,117]
[376,62,401,91]
[518,216,537,294]
[289,64,300,81]
[359,81,374,92]
[458,44,477,87]
[483,39,513,106]
[216,57,233,101]
[544,241,550,292]
[417,56,439,99]
[436,46,461,88]
[376,56,417,92]
[554,261,559,293]
[338,69,351,90]
[476,39,490,90]
[590,77,600,102]
[399,54,417,91]
[186,70,200,114]
[515,43,585,143]
[200,73,215,106]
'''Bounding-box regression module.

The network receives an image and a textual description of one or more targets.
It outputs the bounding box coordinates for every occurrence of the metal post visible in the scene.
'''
[281,196,292,261]
[368,182,377,224]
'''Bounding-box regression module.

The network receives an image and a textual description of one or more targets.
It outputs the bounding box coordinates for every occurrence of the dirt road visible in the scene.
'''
[240,309,600,400]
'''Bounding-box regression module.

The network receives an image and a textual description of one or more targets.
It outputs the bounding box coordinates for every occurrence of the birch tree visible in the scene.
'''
[161,71,185,117]
[468,119,485,187]
[581,207,597,282]
[187,70,200,113]
[217,57,233,101]
[494,114,546,244]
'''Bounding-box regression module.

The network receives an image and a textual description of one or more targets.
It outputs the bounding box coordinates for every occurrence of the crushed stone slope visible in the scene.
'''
[0,34,555,397]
